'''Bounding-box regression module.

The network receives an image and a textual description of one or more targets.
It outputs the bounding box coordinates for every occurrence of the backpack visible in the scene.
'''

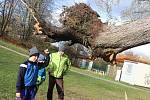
[36,54,47,85]
[36,67,46,85]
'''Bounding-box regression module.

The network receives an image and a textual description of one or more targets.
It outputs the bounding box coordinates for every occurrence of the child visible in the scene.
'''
[16,47,39,100]
[36,49,50,85]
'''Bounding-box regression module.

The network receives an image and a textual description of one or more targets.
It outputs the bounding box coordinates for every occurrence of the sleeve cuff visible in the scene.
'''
[16,87,21,93]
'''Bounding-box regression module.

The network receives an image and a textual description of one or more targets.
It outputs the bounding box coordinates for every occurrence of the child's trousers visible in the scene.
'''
[16,86,37,100]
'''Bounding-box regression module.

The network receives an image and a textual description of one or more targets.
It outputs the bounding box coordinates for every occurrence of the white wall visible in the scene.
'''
[120,61,150,88]
[134,63,150,87]
[121,61,136,85]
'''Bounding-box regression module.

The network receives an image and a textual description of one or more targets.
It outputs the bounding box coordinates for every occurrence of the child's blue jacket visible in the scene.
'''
[16,60,38,93]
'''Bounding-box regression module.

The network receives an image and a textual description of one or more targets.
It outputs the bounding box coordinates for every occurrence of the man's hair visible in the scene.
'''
[59,45,65,52]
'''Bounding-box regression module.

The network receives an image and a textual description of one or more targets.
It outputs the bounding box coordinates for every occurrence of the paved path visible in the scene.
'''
[1,44,150,93]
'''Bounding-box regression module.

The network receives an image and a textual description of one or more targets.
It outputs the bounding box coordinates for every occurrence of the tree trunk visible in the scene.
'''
[92,17,150,53]
[38,17,150,62]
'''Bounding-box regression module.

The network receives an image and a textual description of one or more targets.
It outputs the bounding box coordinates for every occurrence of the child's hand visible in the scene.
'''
[36,76,42,85]
[16,93,20,97]
[38,61,44,63]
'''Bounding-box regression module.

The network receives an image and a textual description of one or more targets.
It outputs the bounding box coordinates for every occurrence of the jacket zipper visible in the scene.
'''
[56,54,62,77]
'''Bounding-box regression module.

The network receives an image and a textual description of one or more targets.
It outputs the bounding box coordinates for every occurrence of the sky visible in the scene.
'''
[123,44,150,57]
[50,0,150,57]
[51,0,133,25]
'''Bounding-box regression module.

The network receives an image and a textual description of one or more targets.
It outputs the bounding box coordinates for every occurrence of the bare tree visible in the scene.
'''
[121,0,150,21]
[0,0,53,39]
[0,0,18,36]
[94,0,121,22]
[18,0,53,37]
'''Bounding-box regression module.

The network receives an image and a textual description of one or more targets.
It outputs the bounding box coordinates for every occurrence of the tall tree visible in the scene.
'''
[0,0,18,36]
[0,0,53,38]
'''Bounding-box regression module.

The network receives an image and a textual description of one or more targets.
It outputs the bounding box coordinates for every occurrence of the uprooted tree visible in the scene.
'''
[16,2,150,63]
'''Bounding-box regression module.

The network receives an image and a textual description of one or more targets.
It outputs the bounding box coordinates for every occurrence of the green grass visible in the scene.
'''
[71,67,113,80]
[0,47,27,100]
[0,39,150,100]
[0,39,28,55]
[64,72,150,100]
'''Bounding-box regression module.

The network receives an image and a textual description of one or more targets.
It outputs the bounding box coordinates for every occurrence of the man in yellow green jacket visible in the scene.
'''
[47,46,71,100]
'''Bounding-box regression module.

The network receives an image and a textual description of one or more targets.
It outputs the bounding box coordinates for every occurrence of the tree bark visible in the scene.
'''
[37,17,150,62]
[92,17,150,53]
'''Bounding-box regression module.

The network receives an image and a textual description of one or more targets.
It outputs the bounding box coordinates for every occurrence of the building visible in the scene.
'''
[116,60,150,88]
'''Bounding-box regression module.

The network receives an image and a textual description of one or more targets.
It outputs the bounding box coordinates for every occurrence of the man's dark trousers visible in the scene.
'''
[47,74,64,100]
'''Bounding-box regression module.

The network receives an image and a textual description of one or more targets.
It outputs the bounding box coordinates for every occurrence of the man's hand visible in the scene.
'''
[16,93,20,97]
[44,49,49,55]
[89,55,96,60]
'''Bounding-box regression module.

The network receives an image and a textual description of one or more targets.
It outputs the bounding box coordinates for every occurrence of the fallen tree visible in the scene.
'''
[91,17,150,62]
[20,2,150,63]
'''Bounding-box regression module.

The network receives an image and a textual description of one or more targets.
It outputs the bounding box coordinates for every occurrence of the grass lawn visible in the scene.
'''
[0,46,27,100]
[0,39,28,55]
[0,39,150,100]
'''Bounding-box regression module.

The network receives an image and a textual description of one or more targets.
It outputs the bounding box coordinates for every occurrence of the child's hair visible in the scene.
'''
[38,54,45,61]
